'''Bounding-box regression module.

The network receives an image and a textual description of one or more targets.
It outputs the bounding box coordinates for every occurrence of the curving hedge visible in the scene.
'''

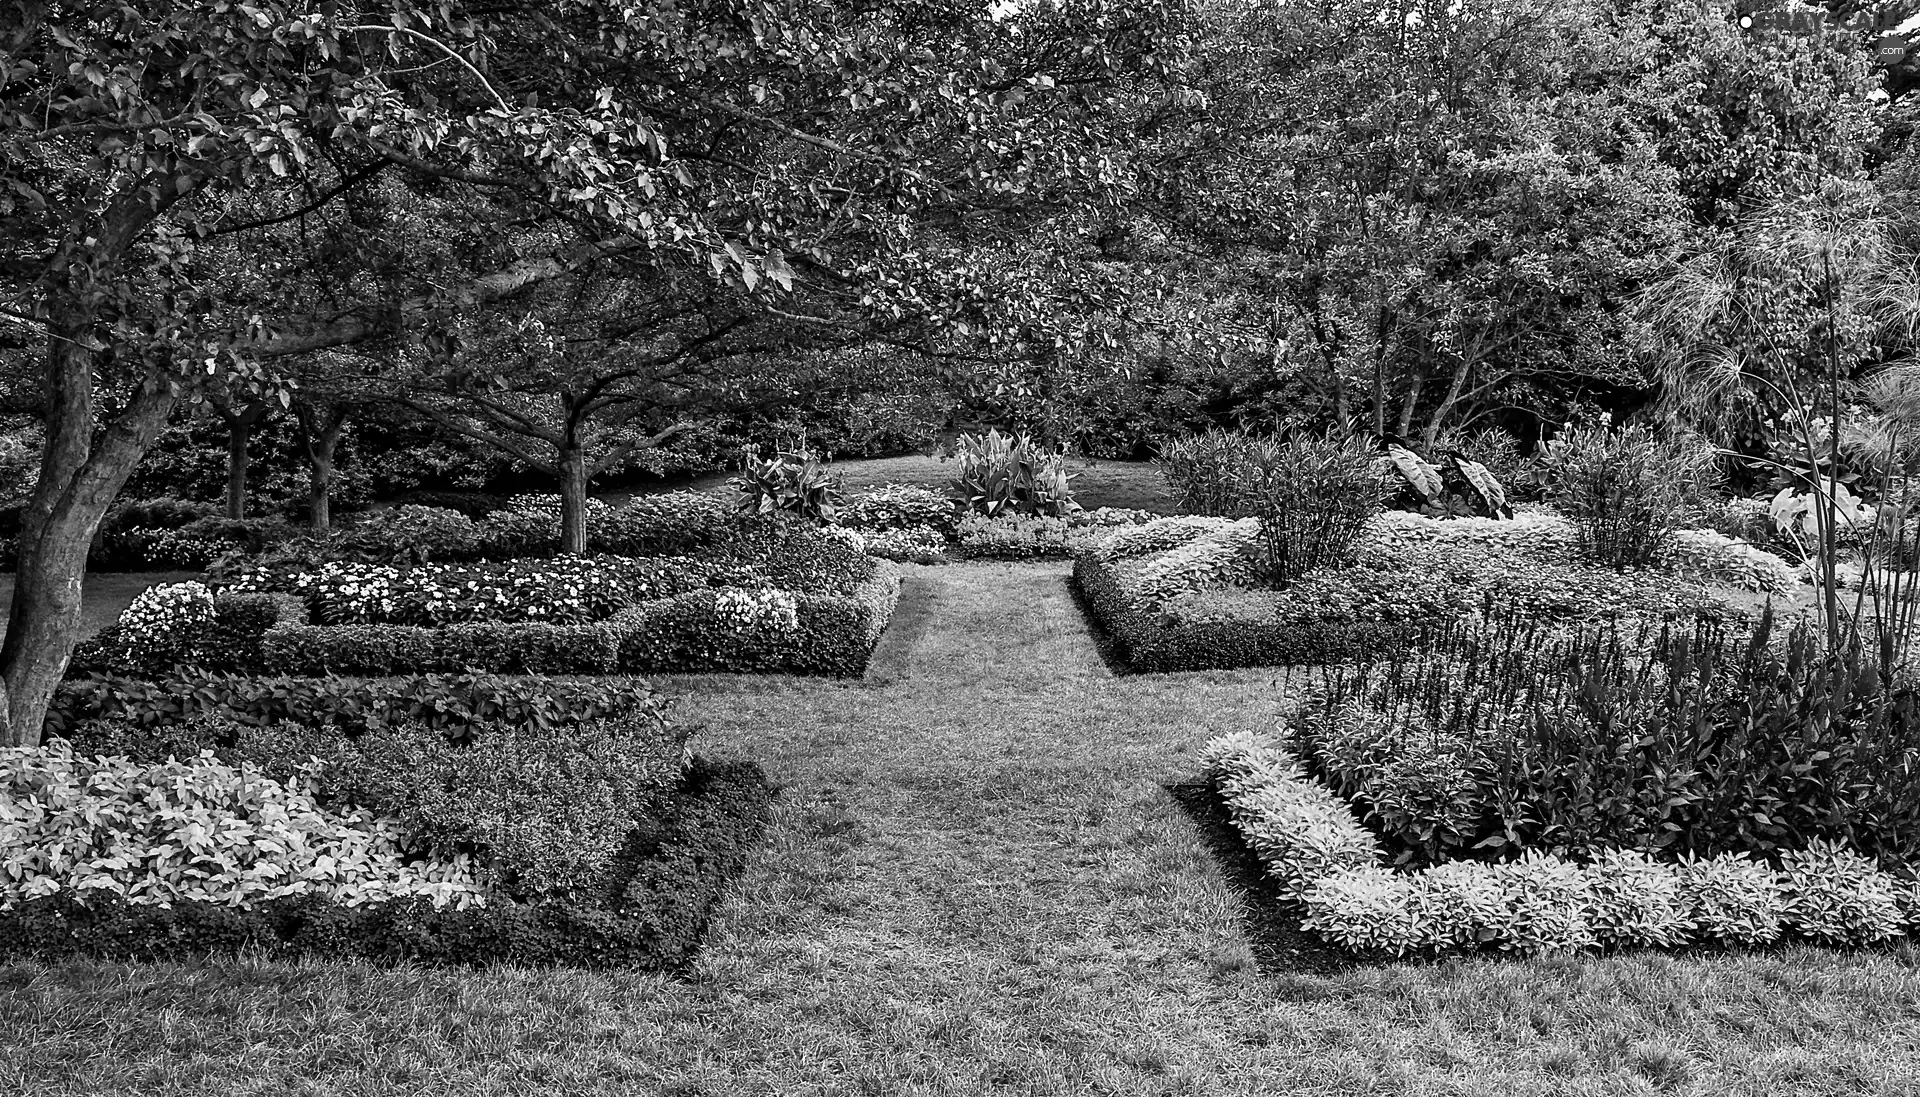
[0,757,773,970]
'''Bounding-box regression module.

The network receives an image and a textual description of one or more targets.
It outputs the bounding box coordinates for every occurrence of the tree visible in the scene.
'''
[0,0,1183,744]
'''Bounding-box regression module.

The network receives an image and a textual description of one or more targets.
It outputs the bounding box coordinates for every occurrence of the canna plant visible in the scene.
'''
[733,447,844,524]
[948,429,1081,518]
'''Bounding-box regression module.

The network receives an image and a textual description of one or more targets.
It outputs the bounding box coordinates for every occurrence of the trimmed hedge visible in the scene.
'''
[1203,731,1920,959]
[618,560,903,675]
[0,757,773,970]
[233,559,903,678]
[1073,551,1411,672]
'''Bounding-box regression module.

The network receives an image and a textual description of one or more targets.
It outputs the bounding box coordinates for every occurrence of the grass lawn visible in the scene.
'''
[0,571,198,638]
[6,562,1920,1095]
[605,452,1181,514]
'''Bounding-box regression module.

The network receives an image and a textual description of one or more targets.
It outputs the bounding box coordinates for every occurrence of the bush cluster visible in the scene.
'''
[838,484,958,536]
[249,556,700,625]
[2,739,484,912]
[861,525,948,563]
[0,757,772,970]
[1205,732,1919,959]
[1293,609,1920,872]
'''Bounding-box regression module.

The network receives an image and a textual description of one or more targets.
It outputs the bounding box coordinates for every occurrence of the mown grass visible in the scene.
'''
[5,562,1920,1096]
[608,452,1181,514]
[0,571,199,638]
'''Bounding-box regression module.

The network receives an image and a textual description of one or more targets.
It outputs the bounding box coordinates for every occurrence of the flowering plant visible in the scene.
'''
[711,587,801,635]
[234,556,696,625]
[116,582,218,647]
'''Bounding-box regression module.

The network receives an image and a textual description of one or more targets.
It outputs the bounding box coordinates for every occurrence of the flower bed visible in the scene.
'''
[7,674,770,969]
[1202,730,1920,959]
[1074,514,1757,673]
[0,755,770,969]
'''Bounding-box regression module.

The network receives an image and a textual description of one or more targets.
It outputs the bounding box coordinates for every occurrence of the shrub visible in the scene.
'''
[1300,865,1433,957]
[116,581,217,647]
[262,618,628,676]
[1582,849,1693,950]
[1208,732,1382,898]
[229,713,692,902]
[49,671,670,750]
[333,505,483,563]
[1780,840,1908,946]
[0,740,485,912]
[954,512,1077,559]
[68,590,303,678]
[392,490,506,518]
[839,484,957,536]
[1128,519,1259,603]
[1243,432,1386,588]
[1544,420,1714,568]
[949,429,1079,517]
[862,525,948,563]
[1677,852,1788,946]
[1095,515,1240,559]
[732,448,842,523]
[1667,528,1799,594]
[593,492,736,556]
[617,561,902,677]
[1158,430,1256,517]
[0,756,773,970]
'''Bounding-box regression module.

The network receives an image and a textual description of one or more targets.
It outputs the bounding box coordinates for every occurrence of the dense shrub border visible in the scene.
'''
[0,756,772,970]
[1073,550,1412,672]
[1202,732,1920,960]
[247,560,903,678]
[619,559,903,675]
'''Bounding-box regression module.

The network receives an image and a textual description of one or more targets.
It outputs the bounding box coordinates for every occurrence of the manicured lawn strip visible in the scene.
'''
[5,563,1920,1095]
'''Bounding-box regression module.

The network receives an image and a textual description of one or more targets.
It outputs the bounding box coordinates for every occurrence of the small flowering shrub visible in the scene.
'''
[116,582,217,648]
[334,505,484,562]
[711,587,801,637]
[1074,506,1157,527]
[862,525,948,563]
[0,740,484,912]
[1301,866,1433,957]
[507,494,616,519]
[816,525,866,554]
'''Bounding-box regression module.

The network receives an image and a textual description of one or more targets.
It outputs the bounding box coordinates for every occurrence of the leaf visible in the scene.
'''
[1449,454,1511,518]
[1386,444,1444,505]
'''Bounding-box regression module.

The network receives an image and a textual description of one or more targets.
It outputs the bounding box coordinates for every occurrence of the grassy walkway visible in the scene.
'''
[6,563,1920,1095]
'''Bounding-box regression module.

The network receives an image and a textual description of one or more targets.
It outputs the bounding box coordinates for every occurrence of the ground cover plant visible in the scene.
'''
[5,672,771,969]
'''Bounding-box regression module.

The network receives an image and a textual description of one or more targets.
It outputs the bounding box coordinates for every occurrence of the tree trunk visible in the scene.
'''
[222,400,270,520]
[226,419,252,519]
[559,444,590,555]
[296,402,348,532]
[1396,374,1425,439]
[0,339,176,746]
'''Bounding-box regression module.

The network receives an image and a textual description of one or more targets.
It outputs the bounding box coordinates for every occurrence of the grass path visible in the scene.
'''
[8,564,1920,1096]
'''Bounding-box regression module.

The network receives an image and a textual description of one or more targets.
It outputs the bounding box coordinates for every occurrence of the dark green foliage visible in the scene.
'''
[720,520,877,596]
[949,429,1079,517]
[732,449,843,523]
[1295,608,1920,872]
[392,490,507,518]
[1157,430,1257,517]
[1542,421,1715,568]
[592,493,740,557]
[262,617,629,676]
[47,670,669,749]
[0,758,772,970]
[1243,432,1385,588]
[618,562,903,676]
[221,714,693,900]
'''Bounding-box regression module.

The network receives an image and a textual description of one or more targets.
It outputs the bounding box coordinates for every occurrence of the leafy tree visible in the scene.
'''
[0,0,1185,744]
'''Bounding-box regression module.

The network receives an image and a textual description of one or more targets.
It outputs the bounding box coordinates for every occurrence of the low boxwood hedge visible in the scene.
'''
[0,756,772,970]
[239,559,903,678]
[1072,551,1412,672]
